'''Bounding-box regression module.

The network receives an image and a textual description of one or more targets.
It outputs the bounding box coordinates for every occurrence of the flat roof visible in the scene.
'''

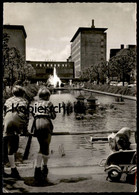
[3,25,27,38]
[26,60,74,64]
[70,27,107,42]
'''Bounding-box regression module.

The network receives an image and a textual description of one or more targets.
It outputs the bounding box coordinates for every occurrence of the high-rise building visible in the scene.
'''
[3,25,27,60]
[70,20,107,78]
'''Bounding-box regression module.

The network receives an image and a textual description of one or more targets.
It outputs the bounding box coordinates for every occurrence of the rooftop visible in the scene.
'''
[70,27,107,42]
[3,24,27,38]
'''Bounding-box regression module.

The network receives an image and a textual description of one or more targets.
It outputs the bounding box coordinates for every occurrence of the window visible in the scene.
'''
[46,68,53,74]
[101,35,104,40]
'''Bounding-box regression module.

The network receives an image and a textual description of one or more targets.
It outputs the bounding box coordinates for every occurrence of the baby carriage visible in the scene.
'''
[100,149,137,183]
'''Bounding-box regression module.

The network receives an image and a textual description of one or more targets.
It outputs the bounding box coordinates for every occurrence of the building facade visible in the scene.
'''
[3,25,27,60]
[70,20,107,78]
[26,61,74,82]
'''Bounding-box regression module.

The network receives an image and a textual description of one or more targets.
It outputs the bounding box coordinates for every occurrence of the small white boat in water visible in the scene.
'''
[90,136,108,142]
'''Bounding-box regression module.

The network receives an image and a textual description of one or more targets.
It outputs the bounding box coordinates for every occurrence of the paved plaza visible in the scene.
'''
[3,134,136,193]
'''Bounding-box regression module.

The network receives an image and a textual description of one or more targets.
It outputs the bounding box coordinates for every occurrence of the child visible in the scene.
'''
[32,87,56,184]
[3,85,29,179]
[108,127,132,152]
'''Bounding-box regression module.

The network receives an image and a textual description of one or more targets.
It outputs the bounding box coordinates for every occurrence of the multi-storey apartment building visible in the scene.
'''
[70,20,107,78]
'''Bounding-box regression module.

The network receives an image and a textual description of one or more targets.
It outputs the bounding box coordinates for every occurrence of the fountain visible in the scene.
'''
[48,67,62,88]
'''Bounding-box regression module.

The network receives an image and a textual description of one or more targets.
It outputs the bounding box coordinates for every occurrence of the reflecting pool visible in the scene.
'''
[50,90,136,133]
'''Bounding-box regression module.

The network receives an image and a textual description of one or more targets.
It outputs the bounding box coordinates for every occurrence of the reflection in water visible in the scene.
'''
[50,90,136,133]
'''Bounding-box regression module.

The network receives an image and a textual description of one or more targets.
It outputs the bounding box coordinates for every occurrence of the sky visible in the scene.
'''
[3,2,137,61]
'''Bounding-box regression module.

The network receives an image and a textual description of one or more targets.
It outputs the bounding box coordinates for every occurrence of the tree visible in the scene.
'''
[108,48,136,86]
[3,33,36,86]
[80,67,92,82]
[80,61,109,84]
[3,33,10,64]
[91,63,101,84]
[23,63,36,80]
[97,61,109,84]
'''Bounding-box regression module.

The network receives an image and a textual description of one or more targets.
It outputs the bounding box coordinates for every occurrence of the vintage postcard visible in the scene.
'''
[2,1,137,193]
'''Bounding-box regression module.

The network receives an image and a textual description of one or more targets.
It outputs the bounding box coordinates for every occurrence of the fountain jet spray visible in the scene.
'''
[48,67,61,88]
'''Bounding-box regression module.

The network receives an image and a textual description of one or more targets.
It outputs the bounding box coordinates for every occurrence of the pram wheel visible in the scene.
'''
[107,169,121,182]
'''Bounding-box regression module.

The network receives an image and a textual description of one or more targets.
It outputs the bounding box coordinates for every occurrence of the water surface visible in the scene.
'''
[50,90,136,133]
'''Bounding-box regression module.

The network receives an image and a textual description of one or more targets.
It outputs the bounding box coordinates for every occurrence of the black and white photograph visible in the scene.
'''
[2,2,137,193]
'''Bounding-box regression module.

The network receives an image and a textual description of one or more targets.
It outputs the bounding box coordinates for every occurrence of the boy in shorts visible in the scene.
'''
[32,87,56,184]
[3,85,29,179]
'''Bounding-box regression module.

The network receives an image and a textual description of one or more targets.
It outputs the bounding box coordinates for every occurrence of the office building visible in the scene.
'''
[3,25,27,60]
[70,20,107,78]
